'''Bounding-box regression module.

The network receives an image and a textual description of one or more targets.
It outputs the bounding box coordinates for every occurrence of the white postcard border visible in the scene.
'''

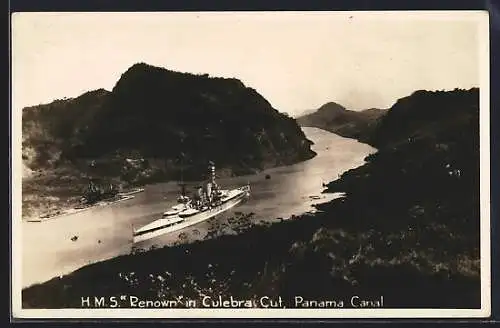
[10,10,491,319]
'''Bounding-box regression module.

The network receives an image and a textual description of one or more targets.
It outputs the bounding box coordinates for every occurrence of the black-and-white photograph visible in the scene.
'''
[11,11,490,318]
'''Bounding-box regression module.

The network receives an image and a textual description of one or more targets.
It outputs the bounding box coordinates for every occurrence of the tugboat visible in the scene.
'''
[81,179,119,205]
[81,159,119,205]
[133,161,250,243]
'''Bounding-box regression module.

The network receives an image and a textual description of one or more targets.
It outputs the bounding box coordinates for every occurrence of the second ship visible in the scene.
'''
[133,161,251,243]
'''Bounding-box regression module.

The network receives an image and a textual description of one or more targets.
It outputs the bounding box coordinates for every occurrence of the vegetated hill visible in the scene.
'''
[23,63,315,181]
[70,63,315,177]
[22,89,111,170]
[296,102,388,141]
[368,89,479,148]
[23,88,481,308]
[21,63,315,216]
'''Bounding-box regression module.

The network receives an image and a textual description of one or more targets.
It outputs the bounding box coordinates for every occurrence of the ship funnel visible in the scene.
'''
[208,161,216,185]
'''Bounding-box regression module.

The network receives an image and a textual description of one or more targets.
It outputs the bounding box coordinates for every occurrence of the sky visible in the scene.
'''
[11,11,486,116]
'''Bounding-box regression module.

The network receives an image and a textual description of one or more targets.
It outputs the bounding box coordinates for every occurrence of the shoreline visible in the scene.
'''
[20,110,481,308]
[24,188,145,223]
[21,152,317,223]
[20,128,360,289]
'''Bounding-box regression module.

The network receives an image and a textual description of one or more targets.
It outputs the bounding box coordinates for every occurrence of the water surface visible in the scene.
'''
[21,127,376,287]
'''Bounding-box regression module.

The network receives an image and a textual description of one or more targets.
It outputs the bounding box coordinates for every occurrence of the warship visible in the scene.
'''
[133,161,250,243]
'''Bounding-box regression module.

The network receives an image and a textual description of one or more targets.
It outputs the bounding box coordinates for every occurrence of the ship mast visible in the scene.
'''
[206,161,217,204]
[208,161,216,186]
[178,136,187,199]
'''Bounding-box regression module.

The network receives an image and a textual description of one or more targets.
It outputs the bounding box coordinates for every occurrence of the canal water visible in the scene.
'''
[21,127,376,288]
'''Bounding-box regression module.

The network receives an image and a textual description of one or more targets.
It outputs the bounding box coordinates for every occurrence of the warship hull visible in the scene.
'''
[133,187,249,243]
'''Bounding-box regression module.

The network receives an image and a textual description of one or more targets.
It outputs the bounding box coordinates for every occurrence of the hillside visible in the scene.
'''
[22,63,315,218]
[296,102,388,141]
[22,88,481,308]
[22,88,111,170]
[368,89,478,148]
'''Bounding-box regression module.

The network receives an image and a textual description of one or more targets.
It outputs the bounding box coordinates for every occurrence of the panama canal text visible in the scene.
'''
[80,295,384,308]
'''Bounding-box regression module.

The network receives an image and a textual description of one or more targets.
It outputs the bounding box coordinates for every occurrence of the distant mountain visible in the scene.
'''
[22,63,315,185]
[296,102,388,141]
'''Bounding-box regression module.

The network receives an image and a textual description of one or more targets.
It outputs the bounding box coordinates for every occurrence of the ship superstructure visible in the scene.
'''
[133,161,250,243]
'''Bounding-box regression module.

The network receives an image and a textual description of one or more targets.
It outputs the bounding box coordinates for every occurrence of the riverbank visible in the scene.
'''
[25,194,142,223]
[21,153,316,222]
[22,121,480,309]
[20,128,369,289]
[22,166,145,222]
[22,89,481,309]
[18,89,481,309]
[22,63,317,223]
[22,172,480,310]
